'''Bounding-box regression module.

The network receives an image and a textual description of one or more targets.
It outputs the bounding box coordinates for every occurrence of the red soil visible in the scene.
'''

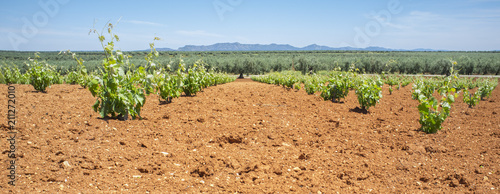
[1,78,499,193]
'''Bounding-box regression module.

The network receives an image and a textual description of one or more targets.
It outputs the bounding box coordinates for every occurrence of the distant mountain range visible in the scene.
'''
[153,42,441,52]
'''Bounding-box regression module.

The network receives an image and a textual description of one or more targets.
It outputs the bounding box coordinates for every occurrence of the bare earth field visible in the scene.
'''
[1,78,499,193]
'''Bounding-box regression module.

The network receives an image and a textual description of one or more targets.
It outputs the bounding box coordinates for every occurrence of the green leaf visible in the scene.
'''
[136,93,145,105]
[447,94,455,103]
[93,99,100,112]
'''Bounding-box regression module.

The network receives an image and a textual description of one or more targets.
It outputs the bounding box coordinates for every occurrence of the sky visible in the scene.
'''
[1,0,500,51]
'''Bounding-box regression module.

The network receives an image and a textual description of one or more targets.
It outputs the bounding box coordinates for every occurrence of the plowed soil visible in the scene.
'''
[1,78,499,193]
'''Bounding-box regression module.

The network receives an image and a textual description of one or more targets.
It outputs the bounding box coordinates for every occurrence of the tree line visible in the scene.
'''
[1,50,499,75]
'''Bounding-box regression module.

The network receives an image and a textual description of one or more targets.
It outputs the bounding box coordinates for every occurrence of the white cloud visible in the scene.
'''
[388,11,452,33]
[376,9,500,50]
[384,22,409,30]
[176,30,224,38]
[122,20,164,26]
[409,11,436,17]
[0,27,19,34]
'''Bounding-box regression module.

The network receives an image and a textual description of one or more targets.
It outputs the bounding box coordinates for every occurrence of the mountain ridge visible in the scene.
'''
[154,42,444,52]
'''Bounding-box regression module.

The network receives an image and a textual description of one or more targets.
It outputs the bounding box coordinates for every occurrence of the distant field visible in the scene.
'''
[0,50,499,75]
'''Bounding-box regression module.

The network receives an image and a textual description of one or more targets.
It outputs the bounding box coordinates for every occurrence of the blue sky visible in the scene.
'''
[1,0,499,51]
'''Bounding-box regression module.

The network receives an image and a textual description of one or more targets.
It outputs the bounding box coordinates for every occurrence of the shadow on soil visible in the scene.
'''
[159,100,173,105]
[349,107,369,114]
[28,90,47,93]
[97,115,130,122]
